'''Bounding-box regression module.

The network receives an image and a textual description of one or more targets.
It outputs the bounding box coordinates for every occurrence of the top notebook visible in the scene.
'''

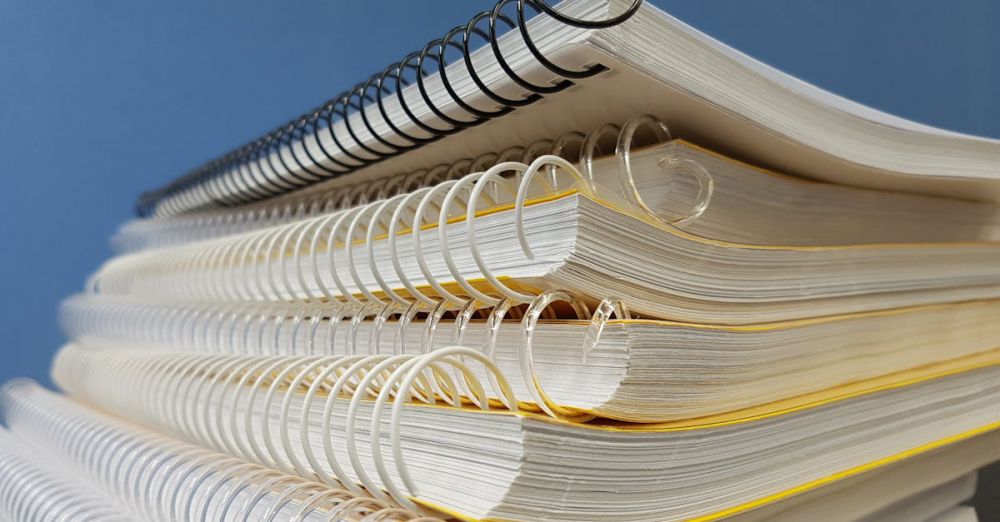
[137,0,1000,217]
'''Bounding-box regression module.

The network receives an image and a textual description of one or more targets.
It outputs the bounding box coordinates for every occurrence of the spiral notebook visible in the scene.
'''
[4,0,999,521]
[97,128,1000,326]
[50,342,1000,521]
[2,380,995,522]
[135,0,1000,218]
[117,136,1000,253]
[60,294,1000,423]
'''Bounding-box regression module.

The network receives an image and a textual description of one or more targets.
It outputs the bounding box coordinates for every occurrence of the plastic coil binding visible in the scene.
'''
[135,0,644,219]
[52,341,570,512]
[118,113,712,254]
[100,115,713,309]
[0,379,443,522]
[62,288,627,420]
[0,423,132,521]
[115,130,581,253]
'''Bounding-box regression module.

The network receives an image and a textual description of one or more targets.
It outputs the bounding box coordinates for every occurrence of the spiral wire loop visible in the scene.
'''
[136,0,644,219]
[62,289,631,431]
[94,156,585,308]
[96,115,710,320]
[117,113,710,258]
[0,425,133,521]
[50,342,525,510]
[0,379,441,522]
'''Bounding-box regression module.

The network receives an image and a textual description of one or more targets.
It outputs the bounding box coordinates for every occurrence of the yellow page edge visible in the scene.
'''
[395,347,1000,432]
[227,183,1000,284]
[410,419,1000,522]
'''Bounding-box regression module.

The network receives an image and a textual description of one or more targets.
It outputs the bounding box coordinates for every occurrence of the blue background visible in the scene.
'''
[1,0,999,516]
[1,2,998,385]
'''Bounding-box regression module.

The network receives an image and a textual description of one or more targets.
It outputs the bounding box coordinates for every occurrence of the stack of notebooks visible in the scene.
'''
[3,1,999,520]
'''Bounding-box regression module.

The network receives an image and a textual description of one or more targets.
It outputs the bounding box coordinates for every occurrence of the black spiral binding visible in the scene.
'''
[135,0,643,218]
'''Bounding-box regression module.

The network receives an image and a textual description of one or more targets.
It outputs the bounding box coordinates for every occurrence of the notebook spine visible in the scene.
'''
[0,379,442,522]
[136,0,644,219]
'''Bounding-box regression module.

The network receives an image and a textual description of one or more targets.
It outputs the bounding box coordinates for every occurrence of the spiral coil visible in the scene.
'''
[62,284,628,421]
[115,129,583,254]
[136,0,644,219]
[51,342,528,511]
[0,379,443,522]
[116,111,711,257]
[0,425,133,522]
[96,115,713,320]
[97,155,594,307]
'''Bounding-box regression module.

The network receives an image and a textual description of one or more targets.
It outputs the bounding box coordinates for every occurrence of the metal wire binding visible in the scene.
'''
[0,379,440,522]
[134,0,644,219]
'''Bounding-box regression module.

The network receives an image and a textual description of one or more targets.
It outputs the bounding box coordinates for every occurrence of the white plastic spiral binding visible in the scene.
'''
[0,425,132,521]
[115,115,713,254]
[91,117,712,325]
[0,379,443,522]
[115,138,571,253]
[62,284,631,422]
[50,342,525,511]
